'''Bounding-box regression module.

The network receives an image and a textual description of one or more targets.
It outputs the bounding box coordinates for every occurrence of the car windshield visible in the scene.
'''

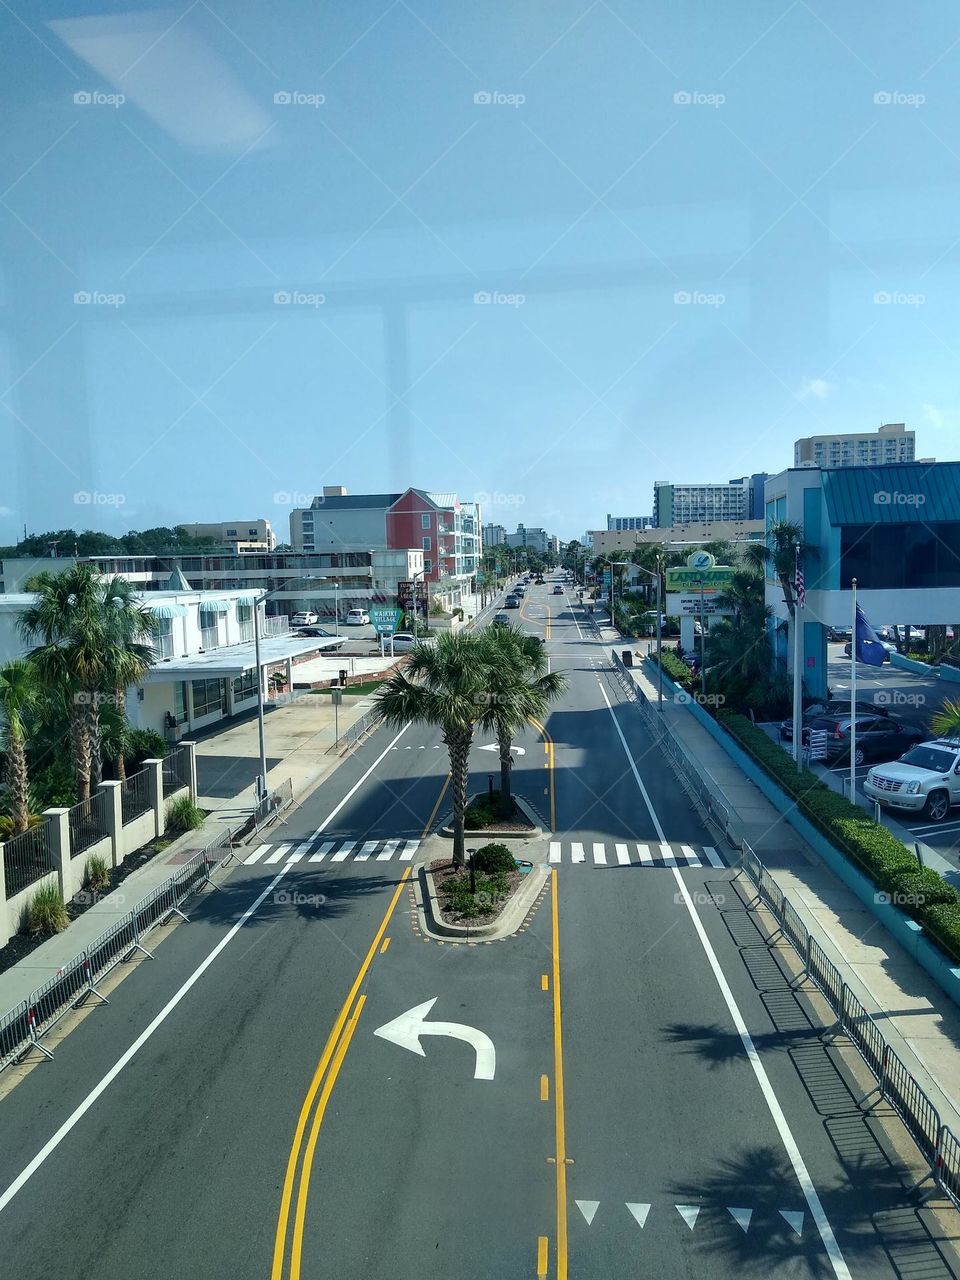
[899,747,957,772]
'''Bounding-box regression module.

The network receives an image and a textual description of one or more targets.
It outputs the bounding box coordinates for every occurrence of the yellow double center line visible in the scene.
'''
[272,774,449,1279]
[529,716,556,832]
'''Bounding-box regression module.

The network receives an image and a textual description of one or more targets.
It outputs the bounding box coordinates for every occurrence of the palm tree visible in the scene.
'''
[744,521,812,619]
[99,577,158,781]
[481,627,566,805]
[931,698,960,739]
[373,631,509,867]
[0,659,40,836]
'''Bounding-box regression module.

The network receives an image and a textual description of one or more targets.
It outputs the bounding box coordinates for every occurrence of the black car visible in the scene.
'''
[492,612,511,626]
[505,595,520,609]
[804,712,924,766]
[779,699,890,742]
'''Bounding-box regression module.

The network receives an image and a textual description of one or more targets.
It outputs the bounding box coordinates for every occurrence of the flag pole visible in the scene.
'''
[793,543,802,771]
[850,577,857,804]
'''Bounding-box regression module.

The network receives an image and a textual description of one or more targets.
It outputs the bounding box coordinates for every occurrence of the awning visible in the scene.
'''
[148,603,188,618]
[198,598,232,613]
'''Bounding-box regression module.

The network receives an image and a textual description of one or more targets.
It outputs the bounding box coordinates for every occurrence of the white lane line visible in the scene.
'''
[615,843,631,865]
[592,842,607,865]
[635,843,654,865]
[310,841,336,863]
[244,844,270,864]
[377,839,400,861]
[549,841,562,864]
[680,844,701,867]
[286,851,305,865]
[355,840,380,862]
[0,866,290,1216]
[659,842,678,867]
[598,686,850,1278]
[306,723,411,841]
[331,842,356,863]
[703,846,724,869]
[265,844,291,864]
[571,842,586,864]
[399,839,419,862]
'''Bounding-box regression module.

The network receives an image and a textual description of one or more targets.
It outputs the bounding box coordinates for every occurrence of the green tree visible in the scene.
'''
[481,627,566,804]
[931,698,960,739]
[373,632,510,867]
[0,659,40,835]
[98,577,158,781]
[743,521,812,619]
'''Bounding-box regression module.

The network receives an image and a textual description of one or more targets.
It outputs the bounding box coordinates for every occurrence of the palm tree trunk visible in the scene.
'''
[5,730,30,836]
[87,697,103,791]
[114,686,128,782]
[497,725,512,806]
[446,727,472,868]
[70,701,91,803]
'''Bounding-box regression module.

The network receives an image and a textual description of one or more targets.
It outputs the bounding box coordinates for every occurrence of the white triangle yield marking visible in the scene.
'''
[615,843,631,865]
[728,1208,752,1232]
[575,1200,599,1226]
[244,844,270,864]
[676,1205,700,1230]
[780,1210,804,1237]
[330,842,356,862]
[592,842,607,865]
[418,745,426,749]
[571,842,585,864]
[680,844,702,867]
[703,846,724,868]
[635,843,654,866]
[625,1203,651,1228]
[377,839,400,861]
[549,841,561,863]
[399,839,420,862]
[355,840,379,862]
[264,844,291,864]
[659,843,678,867]
[310,841,336,862]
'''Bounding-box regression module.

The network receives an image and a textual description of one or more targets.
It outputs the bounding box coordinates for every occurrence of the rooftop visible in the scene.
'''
[822,462,960,525]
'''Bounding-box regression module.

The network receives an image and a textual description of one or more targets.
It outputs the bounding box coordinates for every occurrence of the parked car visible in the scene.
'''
[300,626,343,643]
[385,632,421,651]
[505,595,520,609]
[826,626,852,642]
[864,738,960,822]
[803,712,924,766]
[553,584,564,594]
[291,610,319,627]
[843,639,895,662]
[778,699,890,742]
[345,609,370,625]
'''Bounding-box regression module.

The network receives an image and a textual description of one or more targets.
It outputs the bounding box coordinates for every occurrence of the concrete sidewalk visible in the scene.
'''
[596,619,960,1134]
[0,693,371,1017]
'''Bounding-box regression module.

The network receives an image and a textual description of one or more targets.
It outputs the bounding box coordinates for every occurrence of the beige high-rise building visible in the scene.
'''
[793,423,917,469]
[179,519,276,551]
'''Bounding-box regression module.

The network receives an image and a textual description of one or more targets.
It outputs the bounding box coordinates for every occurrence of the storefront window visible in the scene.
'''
[191,678,225,718]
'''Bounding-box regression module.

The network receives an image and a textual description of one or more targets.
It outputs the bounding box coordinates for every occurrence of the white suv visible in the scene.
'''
[345,609,370,625]
[864,738,960,823]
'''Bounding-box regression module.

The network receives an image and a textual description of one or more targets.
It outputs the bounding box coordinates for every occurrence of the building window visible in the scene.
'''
[237,603,254,642]
[199,609,220,649]
[424,558,433,573]
[421,514,431,529]
[422,536,431,551]
[191,678,225,718]
[232,670,259,702]
[174,682,187,724]
[157,617,175,659]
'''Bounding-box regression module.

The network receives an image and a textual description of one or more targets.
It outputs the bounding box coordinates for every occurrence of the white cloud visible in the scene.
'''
[799,378,833,400]
[922,403,947,429]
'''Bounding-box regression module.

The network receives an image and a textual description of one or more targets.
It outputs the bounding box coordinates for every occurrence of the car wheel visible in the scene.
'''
[923,790,950,822]
[853,747,865,766]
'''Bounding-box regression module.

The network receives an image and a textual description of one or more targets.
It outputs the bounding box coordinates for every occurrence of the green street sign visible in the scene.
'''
[664,566,734,592]
[370,607,403,635]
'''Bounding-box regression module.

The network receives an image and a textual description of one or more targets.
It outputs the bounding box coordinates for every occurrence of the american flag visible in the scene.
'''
[795,547,805,609]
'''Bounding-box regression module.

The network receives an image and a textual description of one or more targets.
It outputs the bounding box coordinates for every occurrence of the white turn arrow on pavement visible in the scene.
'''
[374,997,496,1080]
[477,743,526,755]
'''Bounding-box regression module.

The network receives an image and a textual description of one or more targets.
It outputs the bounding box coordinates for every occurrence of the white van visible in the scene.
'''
[345,609,370,625]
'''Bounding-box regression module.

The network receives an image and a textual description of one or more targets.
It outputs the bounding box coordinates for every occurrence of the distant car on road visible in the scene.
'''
[514,586,525,597]
[865,738,960,821]
[553,585,564,594]
[345,609,370,625]
[505,595,520,609]
[492,612,511,626]
[291,610,319,627]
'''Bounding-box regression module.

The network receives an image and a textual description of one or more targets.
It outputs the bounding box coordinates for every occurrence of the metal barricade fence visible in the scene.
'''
[0,1002,29,1072]
[936,1128,960,1206]
[840,986,886,1080]
[882,1048,942,1163]
[3,819,55,896]
[808,937,844,1011]
[253,778,294,834]
[69,791,110,859]
[28,953,89,1041]
[781,900,808,957]
[85,914,143,985]
[121,769,152,824]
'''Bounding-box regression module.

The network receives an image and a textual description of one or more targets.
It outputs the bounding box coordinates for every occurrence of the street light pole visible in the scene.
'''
[698,574,707,700]
[253,597,268,803]
[634,562,663,711]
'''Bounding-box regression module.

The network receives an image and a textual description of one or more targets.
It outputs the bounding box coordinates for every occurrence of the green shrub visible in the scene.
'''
[651,650,695,688]
[166,795,205,833]
[127,728,167,763]
[473,843,516,875]
[28,883,69,936]
[86,853,110,893]
[464,799,494,828]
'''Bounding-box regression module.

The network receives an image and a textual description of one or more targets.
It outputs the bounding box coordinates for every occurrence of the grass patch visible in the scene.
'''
[311,679,385,698]
[166,795,205,834]
[85,853,110,893]
[28,883,69,936]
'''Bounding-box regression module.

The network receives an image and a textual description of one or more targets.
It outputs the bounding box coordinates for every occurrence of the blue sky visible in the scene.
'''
[2,0,959,544]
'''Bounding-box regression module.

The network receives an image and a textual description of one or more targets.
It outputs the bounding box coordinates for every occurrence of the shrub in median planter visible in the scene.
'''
[85,853,110,893]
[464,799,495,828]
[473,843,516,875]
[920,903,960,958]
[651,651,695,687]
[28,883,69,936]
[166,795,205,834]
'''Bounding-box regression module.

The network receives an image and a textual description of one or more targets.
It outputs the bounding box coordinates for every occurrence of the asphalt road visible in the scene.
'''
[0,580,957,1278]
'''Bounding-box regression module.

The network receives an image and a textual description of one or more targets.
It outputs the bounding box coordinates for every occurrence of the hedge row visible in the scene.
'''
[651,650,695,688]
[717,711,960,964]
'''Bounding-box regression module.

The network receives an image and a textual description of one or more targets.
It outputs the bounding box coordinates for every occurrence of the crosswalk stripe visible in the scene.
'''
[265,843,291,864]
[244,844,270,864]
[659,843,678,867]
[549,841,562,863]
[571,842,586,864]
[331,842,356,862]
[680,844,701,867]
[399,839,419,862]
[355,840,380,862]
[615,843,631,865]
[703,846,724,868]
[286,851,305,864]
[377,839,400,861]
[636,843,654,865]
[310,841,336,862]
[592,842,606,865]
[291,840,314,858]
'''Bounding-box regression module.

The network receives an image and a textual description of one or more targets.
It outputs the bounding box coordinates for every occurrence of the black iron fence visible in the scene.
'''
[162,747,190,798]
[121,769,152,825]
[69,791,110,859]
[2,820,55,897]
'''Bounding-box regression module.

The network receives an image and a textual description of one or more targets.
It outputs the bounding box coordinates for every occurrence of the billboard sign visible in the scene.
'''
[666,594,731,617]
[370,607,403,635]
[665,552,734,594]
[397,580,428,610]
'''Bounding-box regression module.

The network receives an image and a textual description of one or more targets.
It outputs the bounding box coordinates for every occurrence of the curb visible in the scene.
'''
[413,861,550,941]
[438,793,545,840]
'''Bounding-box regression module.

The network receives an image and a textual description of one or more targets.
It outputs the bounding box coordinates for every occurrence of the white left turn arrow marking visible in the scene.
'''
[374,997,496,1080]
[477,743,526,756]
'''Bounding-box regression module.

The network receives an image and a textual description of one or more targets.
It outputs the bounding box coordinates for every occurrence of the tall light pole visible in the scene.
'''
[633,561,663,710]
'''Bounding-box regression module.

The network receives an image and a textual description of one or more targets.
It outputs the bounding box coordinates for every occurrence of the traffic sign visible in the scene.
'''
[370,607,403,635]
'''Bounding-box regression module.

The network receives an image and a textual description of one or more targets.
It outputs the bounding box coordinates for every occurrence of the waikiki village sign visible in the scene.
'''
[665,550,735,617]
